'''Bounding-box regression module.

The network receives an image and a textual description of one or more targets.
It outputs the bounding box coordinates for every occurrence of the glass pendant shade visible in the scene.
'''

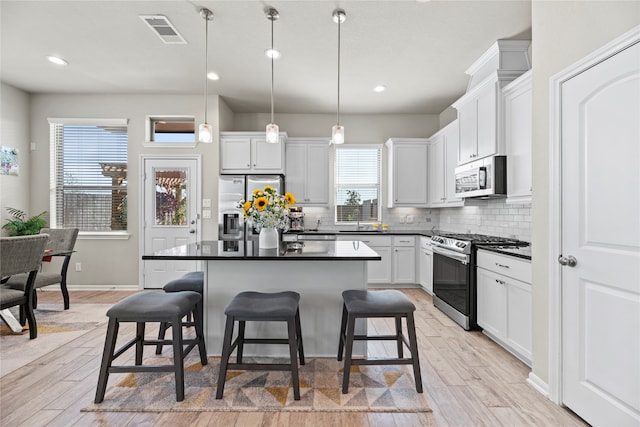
[266,122,279,144]
[198,123,213,143]
[332,124,345,145]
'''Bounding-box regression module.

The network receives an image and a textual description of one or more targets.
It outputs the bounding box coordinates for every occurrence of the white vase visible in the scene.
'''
[259,227,279,249]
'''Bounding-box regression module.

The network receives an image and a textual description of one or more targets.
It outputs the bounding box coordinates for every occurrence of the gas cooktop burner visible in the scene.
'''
[431,232,527,254]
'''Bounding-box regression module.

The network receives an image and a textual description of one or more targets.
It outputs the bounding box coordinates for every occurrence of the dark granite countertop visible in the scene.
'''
[142,240,381,261]
[288,229,437,237]
[477,245,532,260]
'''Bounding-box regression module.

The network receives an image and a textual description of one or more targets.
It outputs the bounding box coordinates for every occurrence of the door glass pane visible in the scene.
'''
[154,168,188,225]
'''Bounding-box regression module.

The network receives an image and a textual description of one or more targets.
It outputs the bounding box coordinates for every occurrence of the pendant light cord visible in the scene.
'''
[270,15,275,124]
[204,14,209,124]
[336,16,341,126]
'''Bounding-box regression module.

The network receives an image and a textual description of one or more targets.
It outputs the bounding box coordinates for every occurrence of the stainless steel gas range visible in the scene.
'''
[430,232,528,330]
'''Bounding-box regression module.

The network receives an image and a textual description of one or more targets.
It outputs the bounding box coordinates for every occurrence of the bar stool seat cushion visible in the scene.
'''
[225,291,300,320]
[342,289,416,315]
[107,291,201,322]
[162,272,204,293]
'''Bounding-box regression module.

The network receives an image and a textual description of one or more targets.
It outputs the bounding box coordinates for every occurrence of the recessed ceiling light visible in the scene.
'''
[264,48,281,59]
[46,55,68,66]
[374,85,386,92]
[207,72,220,81]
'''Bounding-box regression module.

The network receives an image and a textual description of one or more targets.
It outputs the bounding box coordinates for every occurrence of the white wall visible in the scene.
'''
[233,113,439,142]
[530,0,640,385]
[29,93,220,288]
[0,83,32,230]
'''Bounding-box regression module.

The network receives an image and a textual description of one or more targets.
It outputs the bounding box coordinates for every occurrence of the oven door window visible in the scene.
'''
[433,252,471,315]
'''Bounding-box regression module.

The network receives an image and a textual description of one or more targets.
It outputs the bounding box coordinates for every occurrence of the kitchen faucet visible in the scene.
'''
[354,207,362,230]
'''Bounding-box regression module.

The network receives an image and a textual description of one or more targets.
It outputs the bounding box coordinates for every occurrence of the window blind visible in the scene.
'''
[50,123,129,231]
[335,146,381,222]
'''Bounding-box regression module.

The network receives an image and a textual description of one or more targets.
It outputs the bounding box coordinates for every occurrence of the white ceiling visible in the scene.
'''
[0,0,531,115]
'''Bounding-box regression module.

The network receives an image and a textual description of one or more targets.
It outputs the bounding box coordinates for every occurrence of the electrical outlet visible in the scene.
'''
[202,209,211,219]
[406,215,414,224]
[399,216,406,224]
[447,216,451,224]
[75,262,82,272]
[202,198,211,208]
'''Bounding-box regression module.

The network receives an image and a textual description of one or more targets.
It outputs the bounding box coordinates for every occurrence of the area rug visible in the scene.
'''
[83,355,431,413]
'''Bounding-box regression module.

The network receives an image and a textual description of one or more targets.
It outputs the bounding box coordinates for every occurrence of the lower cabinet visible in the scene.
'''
[476,249,532,366]
[392,236,416,284]
[418,237,433,294]
[338,234,416,286]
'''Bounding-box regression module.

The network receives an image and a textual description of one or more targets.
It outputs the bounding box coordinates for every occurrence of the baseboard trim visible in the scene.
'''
[38,285,139,292]
[527,372,549,398]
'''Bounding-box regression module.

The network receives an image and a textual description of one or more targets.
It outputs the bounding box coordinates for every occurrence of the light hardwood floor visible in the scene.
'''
[0,289,587,426]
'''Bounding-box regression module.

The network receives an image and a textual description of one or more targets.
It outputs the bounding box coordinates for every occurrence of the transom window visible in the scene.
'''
[49,118,129,232]
[146,116,195,143]
[334,146,381,224]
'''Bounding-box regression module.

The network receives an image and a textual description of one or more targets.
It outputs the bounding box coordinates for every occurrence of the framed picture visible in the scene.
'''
[0,146,18,176]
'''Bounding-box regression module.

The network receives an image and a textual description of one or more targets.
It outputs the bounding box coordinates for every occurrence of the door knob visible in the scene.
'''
[558,255,577,267]
[189,229,196,234]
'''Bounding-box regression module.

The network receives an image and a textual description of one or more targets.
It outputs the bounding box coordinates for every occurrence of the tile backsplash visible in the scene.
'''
[302,199,531,243]
[435,199,531,242]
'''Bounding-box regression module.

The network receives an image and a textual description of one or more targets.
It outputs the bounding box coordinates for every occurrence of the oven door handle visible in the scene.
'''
[432,246,470,264]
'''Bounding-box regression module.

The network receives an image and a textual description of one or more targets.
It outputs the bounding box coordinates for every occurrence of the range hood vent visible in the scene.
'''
[140,15,187,44]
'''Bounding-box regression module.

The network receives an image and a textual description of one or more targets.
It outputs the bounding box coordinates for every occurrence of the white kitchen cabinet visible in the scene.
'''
[477,249,532,366]
[285,138,330,206]
[452,40,530,166]
[338,234,392,284]
[418,236,433,294]
[454,78,500,164]
[385,139,429,208]
[392,236,416,284]
[503,70,532,204]
[220,131,286,174]
[338,234,417,286]
[428,121,464,207]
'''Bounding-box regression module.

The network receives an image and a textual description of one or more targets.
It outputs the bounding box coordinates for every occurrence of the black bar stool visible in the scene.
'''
[94,291,207,403]
[156,271,204,354]
[216,291,305,400]
[337,289,423,394]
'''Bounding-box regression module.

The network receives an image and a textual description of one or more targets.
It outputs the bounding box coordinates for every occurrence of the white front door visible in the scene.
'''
[141,157,200,289]
[560,40,640,425]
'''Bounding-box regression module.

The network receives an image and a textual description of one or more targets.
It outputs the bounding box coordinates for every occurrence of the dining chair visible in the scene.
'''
[4,228,79,310]
[0,234,49,339]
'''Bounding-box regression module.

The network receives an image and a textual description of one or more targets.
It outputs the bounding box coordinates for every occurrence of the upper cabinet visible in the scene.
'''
[385,138,429,208]
[503,70,532,204]
[428,121,464,207]
[220,131,286,174]
[452,40,531,166]
[285,138,330,206]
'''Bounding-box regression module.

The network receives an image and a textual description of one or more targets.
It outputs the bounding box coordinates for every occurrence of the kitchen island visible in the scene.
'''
[143,240,381,357]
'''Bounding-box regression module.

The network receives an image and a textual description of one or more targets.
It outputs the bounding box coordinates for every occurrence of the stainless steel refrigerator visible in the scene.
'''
[218,175,284,244]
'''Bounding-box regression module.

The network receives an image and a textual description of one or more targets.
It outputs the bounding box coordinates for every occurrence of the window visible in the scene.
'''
[335,146,381,224]
[146,116,195,144]
[49,119,128,232]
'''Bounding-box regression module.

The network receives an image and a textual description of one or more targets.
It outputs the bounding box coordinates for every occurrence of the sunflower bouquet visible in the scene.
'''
[238,185,296,230]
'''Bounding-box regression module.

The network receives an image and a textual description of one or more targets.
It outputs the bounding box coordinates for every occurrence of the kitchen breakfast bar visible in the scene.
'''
[142,240,381,357]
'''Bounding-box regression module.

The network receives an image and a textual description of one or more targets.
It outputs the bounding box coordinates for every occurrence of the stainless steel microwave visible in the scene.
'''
[454,155,507,198]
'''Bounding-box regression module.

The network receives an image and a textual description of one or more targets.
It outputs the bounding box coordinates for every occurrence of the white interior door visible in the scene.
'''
[560,40,640,426]
[142,157,199,289]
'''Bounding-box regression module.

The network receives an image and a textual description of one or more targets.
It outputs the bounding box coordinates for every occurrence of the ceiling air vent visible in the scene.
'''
[140,15,187,44]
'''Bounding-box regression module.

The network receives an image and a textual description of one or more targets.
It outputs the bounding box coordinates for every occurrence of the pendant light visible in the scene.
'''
[198,8,214,144]
[331,9,346,145]
[265,7,280,144]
